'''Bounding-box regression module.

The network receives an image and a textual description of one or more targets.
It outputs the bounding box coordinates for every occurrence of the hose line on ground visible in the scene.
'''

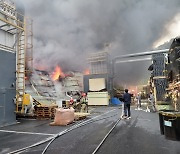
[8,109,118,154]
[92,118,121,154]
[41,114,118,154]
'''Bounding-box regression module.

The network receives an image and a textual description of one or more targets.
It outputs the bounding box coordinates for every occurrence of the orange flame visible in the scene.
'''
[84,69,90,75]
[51,66,65,81]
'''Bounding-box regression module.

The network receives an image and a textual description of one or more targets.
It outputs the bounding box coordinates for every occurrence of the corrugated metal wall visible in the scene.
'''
[152,53,167,101]
[0,29,14,47]
[152,53,165,77]
[0,49,16,127]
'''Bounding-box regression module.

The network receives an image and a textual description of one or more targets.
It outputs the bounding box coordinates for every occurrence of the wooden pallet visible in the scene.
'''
[35,106,57,119]
[74,112,90,121]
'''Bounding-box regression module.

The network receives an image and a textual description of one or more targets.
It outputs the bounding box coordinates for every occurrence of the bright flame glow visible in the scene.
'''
[153,13,180,48]
[84,69,90,75]
[51,66,65,81]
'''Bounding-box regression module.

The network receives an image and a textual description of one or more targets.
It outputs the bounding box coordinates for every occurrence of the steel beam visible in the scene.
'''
[0,17,24,31]
[114,49,169,62]
[116,57,152,64]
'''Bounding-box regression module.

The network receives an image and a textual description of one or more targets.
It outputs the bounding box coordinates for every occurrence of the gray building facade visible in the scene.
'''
[0,0,17,127]
[0,49,16,127]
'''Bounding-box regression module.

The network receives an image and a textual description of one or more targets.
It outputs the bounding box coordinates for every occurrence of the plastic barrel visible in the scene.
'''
[163,112,180,141]
[158,110,175,135]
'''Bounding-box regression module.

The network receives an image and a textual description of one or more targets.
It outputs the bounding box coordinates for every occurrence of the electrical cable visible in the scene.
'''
[8,109,118,154]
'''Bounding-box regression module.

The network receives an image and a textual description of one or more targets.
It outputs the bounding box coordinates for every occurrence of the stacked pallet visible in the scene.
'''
[74,112,90,121]
[35,105,57,119]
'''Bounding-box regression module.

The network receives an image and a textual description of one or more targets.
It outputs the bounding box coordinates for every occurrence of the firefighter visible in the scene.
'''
[80,93,88,113]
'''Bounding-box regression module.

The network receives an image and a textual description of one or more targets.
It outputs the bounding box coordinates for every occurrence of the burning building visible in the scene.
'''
[25,70,57,104]
[25,65,84,108]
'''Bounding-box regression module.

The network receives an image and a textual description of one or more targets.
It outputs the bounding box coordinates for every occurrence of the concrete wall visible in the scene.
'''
[0,49,16,127]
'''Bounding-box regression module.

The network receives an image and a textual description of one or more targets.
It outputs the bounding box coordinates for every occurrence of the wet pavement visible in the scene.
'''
[0,106,180,154]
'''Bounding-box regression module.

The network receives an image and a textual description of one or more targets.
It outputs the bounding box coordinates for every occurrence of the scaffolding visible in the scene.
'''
[0,0,33,113]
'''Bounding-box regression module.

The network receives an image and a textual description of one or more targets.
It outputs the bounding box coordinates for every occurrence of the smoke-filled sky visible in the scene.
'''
[14,0,180,86]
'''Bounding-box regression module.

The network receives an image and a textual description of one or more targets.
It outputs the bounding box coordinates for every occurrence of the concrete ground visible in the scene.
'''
[0,105,180,154]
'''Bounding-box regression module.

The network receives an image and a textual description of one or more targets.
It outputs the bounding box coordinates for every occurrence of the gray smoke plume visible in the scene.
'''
[14,0,180,86]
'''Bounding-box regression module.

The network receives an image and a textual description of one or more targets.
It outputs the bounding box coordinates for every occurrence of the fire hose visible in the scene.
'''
[92,118,121,154]
[8,109,119,154]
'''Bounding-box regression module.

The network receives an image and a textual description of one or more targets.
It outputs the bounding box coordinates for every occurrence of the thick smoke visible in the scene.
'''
[14,0,180,85]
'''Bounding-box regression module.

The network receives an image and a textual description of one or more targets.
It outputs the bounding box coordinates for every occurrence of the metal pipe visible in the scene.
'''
[115,57,152,64]
[114,49,169,61]
[109,48,169,98]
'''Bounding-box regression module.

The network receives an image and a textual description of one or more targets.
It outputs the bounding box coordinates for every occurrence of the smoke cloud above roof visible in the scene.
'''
[14,0,180,85]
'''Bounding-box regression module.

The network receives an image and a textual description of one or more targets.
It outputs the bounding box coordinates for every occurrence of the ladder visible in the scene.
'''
[16,30,26,113]
[16,17,33,113]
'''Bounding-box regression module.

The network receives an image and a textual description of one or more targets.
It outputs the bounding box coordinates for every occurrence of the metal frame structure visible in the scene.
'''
[87,49,169,100]
[88,51,110,74]
[110,49,169,98]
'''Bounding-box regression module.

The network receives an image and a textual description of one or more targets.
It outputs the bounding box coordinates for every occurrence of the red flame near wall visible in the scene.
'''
[51,66,65,81]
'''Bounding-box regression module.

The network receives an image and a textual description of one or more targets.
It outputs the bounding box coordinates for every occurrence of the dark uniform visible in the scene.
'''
[123,90,131,118]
